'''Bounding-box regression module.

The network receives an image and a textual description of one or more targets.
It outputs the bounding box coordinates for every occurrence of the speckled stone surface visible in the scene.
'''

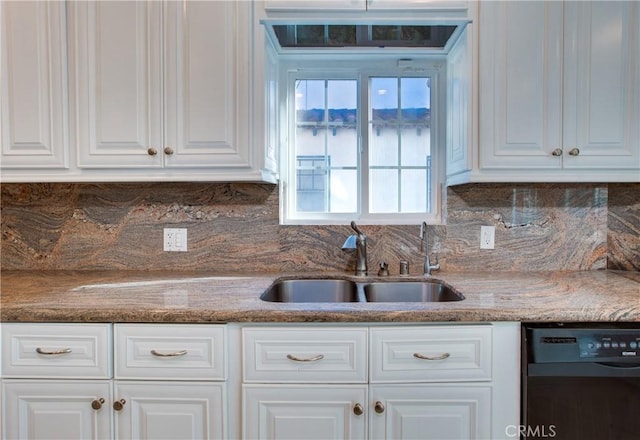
[2,182,638,272]
[1,270,638,323]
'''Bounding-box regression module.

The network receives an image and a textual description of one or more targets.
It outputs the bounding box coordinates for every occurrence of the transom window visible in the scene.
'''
[280,58,443,225]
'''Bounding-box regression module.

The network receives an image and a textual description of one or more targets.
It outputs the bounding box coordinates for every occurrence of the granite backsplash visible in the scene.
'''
[1,183,638,273]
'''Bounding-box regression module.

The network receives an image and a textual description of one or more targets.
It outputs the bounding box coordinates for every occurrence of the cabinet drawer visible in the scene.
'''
[370,325,492,382]
[243,327,368,383]
[114,324,226,380]
[1,323,112,379]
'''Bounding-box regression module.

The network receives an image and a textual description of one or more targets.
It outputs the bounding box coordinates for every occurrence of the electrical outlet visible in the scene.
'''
[480,226,495,250]
[164,228,187,252]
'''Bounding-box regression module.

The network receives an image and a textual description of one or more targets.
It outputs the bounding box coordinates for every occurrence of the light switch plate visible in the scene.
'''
[480,226,495,250]
[164,228,187,252]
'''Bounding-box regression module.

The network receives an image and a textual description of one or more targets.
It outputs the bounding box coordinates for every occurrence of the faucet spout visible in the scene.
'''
[342,221,368,276]
[420,221,440,276]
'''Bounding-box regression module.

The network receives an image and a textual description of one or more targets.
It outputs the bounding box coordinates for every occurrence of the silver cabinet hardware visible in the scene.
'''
[551,148,563,156]
[413,352,450,361]
[147,147,158,156]
[35,347,72,355]
[150,349,188,357]
[286,354,324,362]
[568,148,580,156]
[163,146,174,155]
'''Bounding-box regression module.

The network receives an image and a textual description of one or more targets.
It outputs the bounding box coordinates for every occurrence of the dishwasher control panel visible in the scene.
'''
[529,327,640,363]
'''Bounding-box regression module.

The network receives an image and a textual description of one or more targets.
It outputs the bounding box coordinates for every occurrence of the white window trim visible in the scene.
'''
[278,56,446,225]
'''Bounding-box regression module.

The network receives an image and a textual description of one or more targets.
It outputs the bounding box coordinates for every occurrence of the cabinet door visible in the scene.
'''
[563,1,640,170]
[243,385,367,440]
[366,0,467,11]
[2,380,112,440]
[264,0,365,11]
[163,0,255,169]
[479,1,564,170]
[114,381,225,440]
[1,1,68,169]
[69,1,163,168]
[370,384,491,440]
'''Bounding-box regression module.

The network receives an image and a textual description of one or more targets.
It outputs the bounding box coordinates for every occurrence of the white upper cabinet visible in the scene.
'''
[69,1,163,169]
[475,0,640,181]
[1,0,277,183]
[0,1,68,169]
[263,0,469,17]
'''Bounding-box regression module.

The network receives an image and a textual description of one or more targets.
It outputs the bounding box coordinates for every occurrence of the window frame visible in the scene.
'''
[278,55,446,225]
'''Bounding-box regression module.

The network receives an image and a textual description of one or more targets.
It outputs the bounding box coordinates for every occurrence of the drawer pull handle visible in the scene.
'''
[150,349,188,357]
[36,347,72,356]
[286,354,325,362]
[413,352,450,361]
[91,398,105,410]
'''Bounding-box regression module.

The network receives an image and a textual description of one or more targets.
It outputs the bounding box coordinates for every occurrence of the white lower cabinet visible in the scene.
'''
[114,381,225,440]
[1,323,227,440]
[369,384,491,440]
[240,323,520,440]
[243,385,367,440]
[2,380,112,440]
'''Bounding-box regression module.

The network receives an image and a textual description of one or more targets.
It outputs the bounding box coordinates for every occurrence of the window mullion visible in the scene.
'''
[360,73,369,218]
[397,77,402,213]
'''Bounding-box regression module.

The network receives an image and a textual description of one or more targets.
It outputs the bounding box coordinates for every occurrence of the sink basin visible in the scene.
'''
[363,282,464,303]
[260,279,359,303]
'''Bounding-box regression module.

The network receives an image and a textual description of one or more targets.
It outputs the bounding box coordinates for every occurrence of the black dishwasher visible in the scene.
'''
[522,323,640,440]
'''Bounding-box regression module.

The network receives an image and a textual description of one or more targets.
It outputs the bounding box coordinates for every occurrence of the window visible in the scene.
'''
[279,57,444,225]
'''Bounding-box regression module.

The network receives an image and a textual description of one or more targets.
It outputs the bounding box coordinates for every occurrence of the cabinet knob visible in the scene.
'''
[113,399,126,411]
[147,148,158,156]
[164,146,174,155]
[551,148,563,157]
[568,148,580,156]
[91,398,105,410]
[374,401,385,414]
[353,403,364,416]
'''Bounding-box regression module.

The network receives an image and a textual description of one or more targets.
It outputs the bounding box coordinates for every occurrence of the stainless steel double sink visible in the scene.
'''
[260,278,464,303]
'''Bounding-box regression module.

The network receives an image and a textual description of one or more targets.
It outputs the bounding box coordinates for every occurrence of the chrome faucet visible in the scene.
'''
[342,221,368,276]
[420,221,440,275]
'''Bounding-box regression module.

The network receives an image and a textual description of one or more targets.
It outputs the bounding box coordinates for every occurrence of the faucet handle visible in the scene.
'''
[377,262,390,276]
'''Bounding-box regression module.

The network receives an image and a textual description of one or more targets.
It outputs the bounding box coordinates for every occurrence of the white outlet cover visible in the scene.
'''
[480,226,495,250]
[164,228,188,252]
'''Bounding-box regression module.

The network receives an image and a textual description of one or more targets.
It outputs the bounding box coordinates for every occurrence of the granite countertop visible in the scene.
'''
[1,270,639,323]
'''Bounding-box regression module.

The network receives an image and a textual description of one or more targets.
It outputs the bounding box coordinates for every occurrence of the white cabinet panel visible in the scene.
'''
[114,381,226,440]
[564,1,640,169]
[370,325,492,383]
[114,324,226,381]
[243,327,368,383]
[1,323,112,379]
[69,1,162,168]
[2,380,112,440]
[243,385,367,440]
[479,1,563,169]
[163,1,252,168]
[0,1,68,168]
[478,0,640,178]
[369,384,491,440]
